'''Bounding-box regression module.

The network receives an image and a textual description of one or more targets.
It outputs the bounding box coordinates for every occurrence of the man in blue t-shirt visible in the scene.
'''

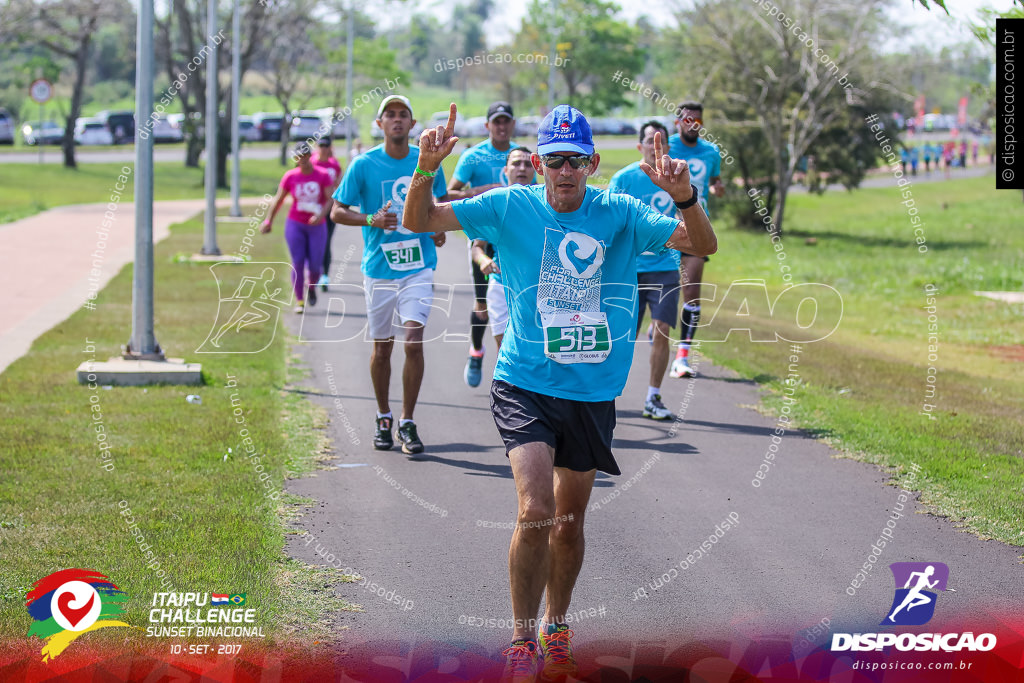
[331,95,448,455]
[404,103,717,681]
[448,101,520,389]
[667,102,725,379]
[609,120,681,422]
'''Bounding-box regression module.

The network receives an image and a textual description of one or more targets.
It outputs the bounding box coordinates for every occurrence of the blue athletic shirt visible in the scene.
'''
[453,139,519,187]
[608,161,681,273]
[334,144,447,279]
[452,184,679,401]
[667,135,721,215]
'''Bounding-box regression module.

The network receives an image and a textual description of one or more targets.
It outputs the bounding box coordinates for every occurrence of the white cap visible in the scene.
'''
[377,95,413,119]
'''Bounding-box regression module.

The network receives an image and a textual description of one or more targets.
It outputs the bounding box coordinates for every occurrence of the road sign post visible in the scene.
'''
[29,79,52,164]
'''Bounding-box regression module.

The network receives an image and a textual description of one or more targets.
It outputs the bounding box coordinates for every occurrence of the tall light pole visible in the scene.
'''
[201,0,221,254]
[126,0,162,359]
[547,0,559,111]
[345,0,354,161]
[229,0,241,217]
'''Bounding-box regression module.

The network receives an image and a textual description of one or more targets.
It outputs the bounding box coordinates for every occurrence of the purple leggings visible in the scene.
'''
[284,218,327,301]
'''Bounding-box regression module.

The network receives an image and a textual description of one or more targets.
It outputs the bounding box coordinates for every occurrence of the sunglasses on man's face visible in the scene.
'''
[539,154,593,170]
[679,116,702,126]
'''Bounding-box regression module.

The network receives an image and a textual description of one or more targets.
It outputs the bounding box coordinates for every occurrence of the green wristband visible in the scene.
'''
[366,213,374,226]
[414,166,437,177]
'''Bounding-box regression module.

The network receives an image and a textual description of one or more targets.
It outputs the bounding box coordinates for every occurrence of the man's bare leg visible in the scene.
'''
[400,321,424,421]
[508,442,556,642]
[543,466,596,625]
[370,338,394,413]
[649,319,672,388]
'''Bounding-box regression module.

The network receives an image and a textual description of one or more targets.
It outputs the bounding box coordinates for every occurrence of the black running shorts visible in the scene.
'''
[490,380,620,475]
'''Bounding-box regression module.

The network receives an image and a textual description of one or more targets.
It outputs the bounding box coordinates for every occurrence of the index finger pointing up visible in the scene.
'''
[446,103,458,137]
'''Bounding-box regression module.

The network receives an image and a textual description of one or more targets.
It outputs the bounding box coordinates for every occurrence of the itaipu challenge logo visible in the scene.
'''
[25,569,132,661]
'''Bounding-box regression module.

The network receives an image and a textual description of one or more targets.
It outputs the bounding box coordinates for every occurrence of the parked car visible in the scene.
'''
[331,116,358,139]
[289,112,328,141]
[0,108,14,145]
[589,117,636,136]
[515,115,541,138]
[426,110,467,137]
[238,115,261,142]
[462,116,489,138]
[152,114,183,143]
[22,120,64,146]
[252,112,284,141]
[74,117,114,145]
[167,112,206,138]
[95,110,135,144]
[632,115,677,136]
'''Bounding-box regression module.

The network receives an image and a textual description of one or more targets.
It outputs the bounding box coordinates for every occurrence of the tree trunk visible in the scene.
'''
[774,163,790,237]
[185,133,203,167]
[278,117,291,166]
[62,34,92,169]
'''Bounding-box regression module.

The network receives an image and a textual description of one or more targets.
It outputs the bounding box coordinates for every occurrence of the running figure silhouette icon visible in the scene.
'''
[883,562,950,626]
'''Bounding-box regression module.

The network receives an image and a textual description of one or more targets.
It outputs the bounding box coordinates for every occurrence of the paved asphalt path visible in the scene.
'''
[283,225,1022,669]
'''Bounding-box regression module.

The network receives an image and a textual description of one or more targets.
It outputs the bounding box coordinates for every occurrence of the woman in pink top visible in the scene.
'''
[314,137,343,291]
[261,142,333,312]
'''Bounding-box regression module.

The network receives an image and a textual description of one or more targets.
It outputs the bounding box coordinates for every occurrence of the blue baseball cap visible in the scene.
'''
[537,105,594,156]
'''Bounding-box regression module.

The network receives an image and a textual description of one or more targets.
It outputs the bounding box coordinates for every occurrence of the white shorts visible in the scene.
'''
[486,278,509,336]
[364,269,434,339]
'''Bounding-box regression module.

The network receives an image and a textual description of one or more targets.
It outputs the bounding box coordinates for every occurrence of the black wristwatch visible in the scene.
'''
[674,184,700,211]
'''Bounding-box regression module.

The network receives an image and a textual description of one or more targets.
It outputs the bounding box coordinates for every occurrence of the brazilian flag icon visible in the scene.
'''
[229,594,246,606]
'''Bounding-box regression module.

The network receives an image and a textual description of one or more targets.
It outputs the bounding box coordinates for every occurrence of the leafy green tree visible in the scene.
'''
[510,0,644,114]
[657,0,901,234]
[6,0,133,168]
[393,13,459,87]
[156,0,271,170]
[319,7,408,141]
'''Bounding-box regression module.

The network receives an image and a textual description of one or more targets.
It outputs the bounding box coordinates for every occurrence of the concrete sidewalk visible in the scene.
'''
[0,199,237,374]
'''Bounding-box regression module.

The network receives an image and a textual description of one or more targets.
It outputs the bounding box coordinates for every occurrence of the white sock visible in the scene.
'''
[647,386,660,401]
[399,418,414,427]
[376,411,392,420]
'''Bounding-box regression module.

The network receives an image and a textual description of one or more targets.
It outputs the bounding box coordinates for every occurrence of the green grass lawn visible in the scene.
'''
[0,159,293,225]
[0,143,641,225]
[696,174,1024,547]
[0,212,356,646]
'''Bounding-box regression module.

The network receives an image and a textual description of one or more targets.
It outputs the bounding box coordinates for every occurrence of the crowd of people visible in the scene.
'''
[900,139,986,179]
[263,94,722,681]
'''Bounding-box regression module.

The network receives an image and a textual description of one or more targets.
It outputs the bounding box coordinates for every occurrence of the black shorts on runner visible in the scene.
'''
[637,270,681,330]
[490,380,620,475]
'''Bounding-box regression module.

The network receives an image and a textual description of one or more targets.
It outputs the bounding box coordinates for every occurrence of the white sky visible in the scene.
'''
[360,0,1017,51]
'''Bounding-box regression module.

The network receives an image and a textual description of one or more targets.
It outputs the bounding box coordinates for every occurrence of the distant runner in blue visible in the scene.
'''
[404,103,717,682]
[667,102,725,380]
[609,119,681,422]
[331,95,448,456]
[448,101,520,389]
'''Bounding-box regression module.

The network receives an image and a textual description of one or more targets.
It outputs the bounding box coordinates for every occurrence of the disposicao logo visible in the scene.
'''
[26,568,132,661]
[831,562,996,653]
[883,562,948,626]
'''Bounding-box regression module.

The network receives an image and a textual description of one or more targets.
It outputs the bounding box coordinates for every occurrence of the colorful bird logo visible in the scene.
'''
[25,568,132,661]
